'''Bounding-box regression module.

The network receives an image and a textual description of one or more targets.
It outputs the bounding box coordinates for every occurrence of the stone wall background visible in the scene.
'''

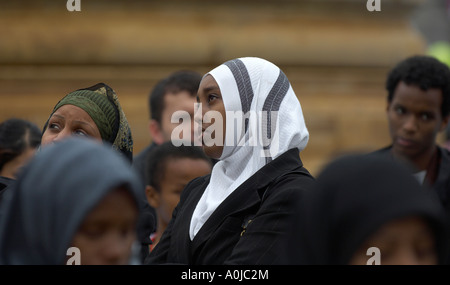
[1,0,442,175]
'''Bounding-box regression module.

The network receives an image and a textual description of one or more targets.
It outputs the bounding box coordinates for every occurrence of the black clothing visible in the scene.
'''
[288,154,448,265]
[145,148,315,265]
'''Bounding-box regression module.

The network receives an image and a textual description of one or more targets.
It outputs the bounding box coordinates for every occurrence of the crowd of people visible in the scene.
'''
[0,55,449,265]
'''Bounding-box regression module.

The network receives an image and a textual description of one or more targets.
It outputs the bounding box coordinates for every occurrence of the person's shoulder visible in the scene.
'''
[368,145,392,156]
[262,148,316,190]
[262,165,315,200]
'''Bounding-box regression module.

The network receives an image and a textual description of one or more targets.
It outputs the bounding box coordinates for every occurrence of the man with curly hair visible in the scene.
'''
[374,55,450,203]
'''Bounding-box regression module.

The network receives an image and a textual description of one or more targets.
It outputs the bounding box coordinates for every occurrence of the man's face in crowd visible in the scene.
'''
[387,81,449,166]
[155,91,197,144]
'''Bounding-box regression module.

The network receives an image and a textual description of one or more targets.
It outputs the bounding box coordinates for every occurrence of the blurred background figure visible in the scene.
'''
[373,55,450,210]
[0,118,41,200]
[0,138,143,265]
[131,70,202,262]
[288,154,448,265]
[144,142,212,251]
[133,70,203,185]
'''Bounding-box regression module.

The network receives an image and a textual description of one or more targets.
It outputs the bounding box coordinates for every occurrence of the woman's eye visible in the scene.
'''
[208,94,218,103]
[48,123,60,130]
[74,130,87,136]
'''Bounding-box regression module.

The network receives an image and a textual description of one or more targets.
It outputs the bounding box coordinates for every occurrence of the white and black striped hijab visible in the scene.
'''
[189,57,309,240]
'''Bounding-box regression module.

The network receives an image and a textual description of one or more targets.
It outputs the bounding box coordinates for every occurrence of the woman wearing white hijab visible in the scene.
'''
[146,57,314,265]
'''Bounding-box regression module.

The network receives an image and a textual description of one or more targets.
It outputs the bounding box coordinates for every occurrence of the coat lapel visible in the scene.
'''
[189,148,305,260]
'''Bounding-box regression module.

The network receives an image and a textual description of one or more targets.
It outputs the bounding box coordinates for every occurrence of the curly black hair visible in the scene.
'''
[386,55,450,117]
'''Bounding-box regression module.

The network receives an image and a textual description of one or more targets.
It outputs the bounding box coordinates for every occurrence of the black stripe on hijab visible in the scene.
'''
[224,58,254,133]
[261,69,290,163]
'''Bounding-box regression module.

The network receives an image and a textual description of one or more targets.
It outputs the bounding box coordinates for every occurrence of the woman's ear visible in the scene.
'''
[145,185,160,208]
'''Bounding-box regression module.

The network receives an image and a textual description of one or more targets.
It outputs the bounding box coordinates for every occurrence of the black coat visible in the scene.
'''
[145,148,315,265]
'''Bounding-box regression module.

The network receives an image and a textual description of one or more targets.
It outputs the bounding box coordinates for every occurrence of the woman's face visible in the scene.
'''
[196,75,226,159]
[349,216,438,265]
[41,104,102,146]
[70,187,139,265]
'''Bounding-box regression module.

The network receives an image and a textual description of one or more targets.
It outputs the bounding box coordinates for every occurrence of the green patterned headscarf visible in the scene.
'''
[43,83,133,162]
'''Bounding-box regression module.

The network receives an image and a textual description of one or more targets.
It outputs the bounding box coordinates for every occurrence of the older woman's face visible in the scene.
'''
[41,104,102,146]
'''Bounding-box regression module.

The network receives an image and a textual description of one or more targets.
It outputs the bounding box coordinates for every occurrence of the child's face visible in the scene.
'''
[70,187,138,265]
[149,157,212,227]
[349,216,438,265]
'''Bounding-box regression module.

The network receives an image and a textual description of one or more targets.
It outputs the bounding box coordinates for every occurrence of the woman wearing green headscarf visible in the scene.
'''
[41,83,133,162]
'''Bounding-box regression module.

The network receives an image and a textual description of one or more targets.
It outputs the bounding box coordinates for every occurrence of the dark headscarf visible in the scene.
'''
[43,83,133,162]
[288,154,448,265]
[0,138,143,265]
